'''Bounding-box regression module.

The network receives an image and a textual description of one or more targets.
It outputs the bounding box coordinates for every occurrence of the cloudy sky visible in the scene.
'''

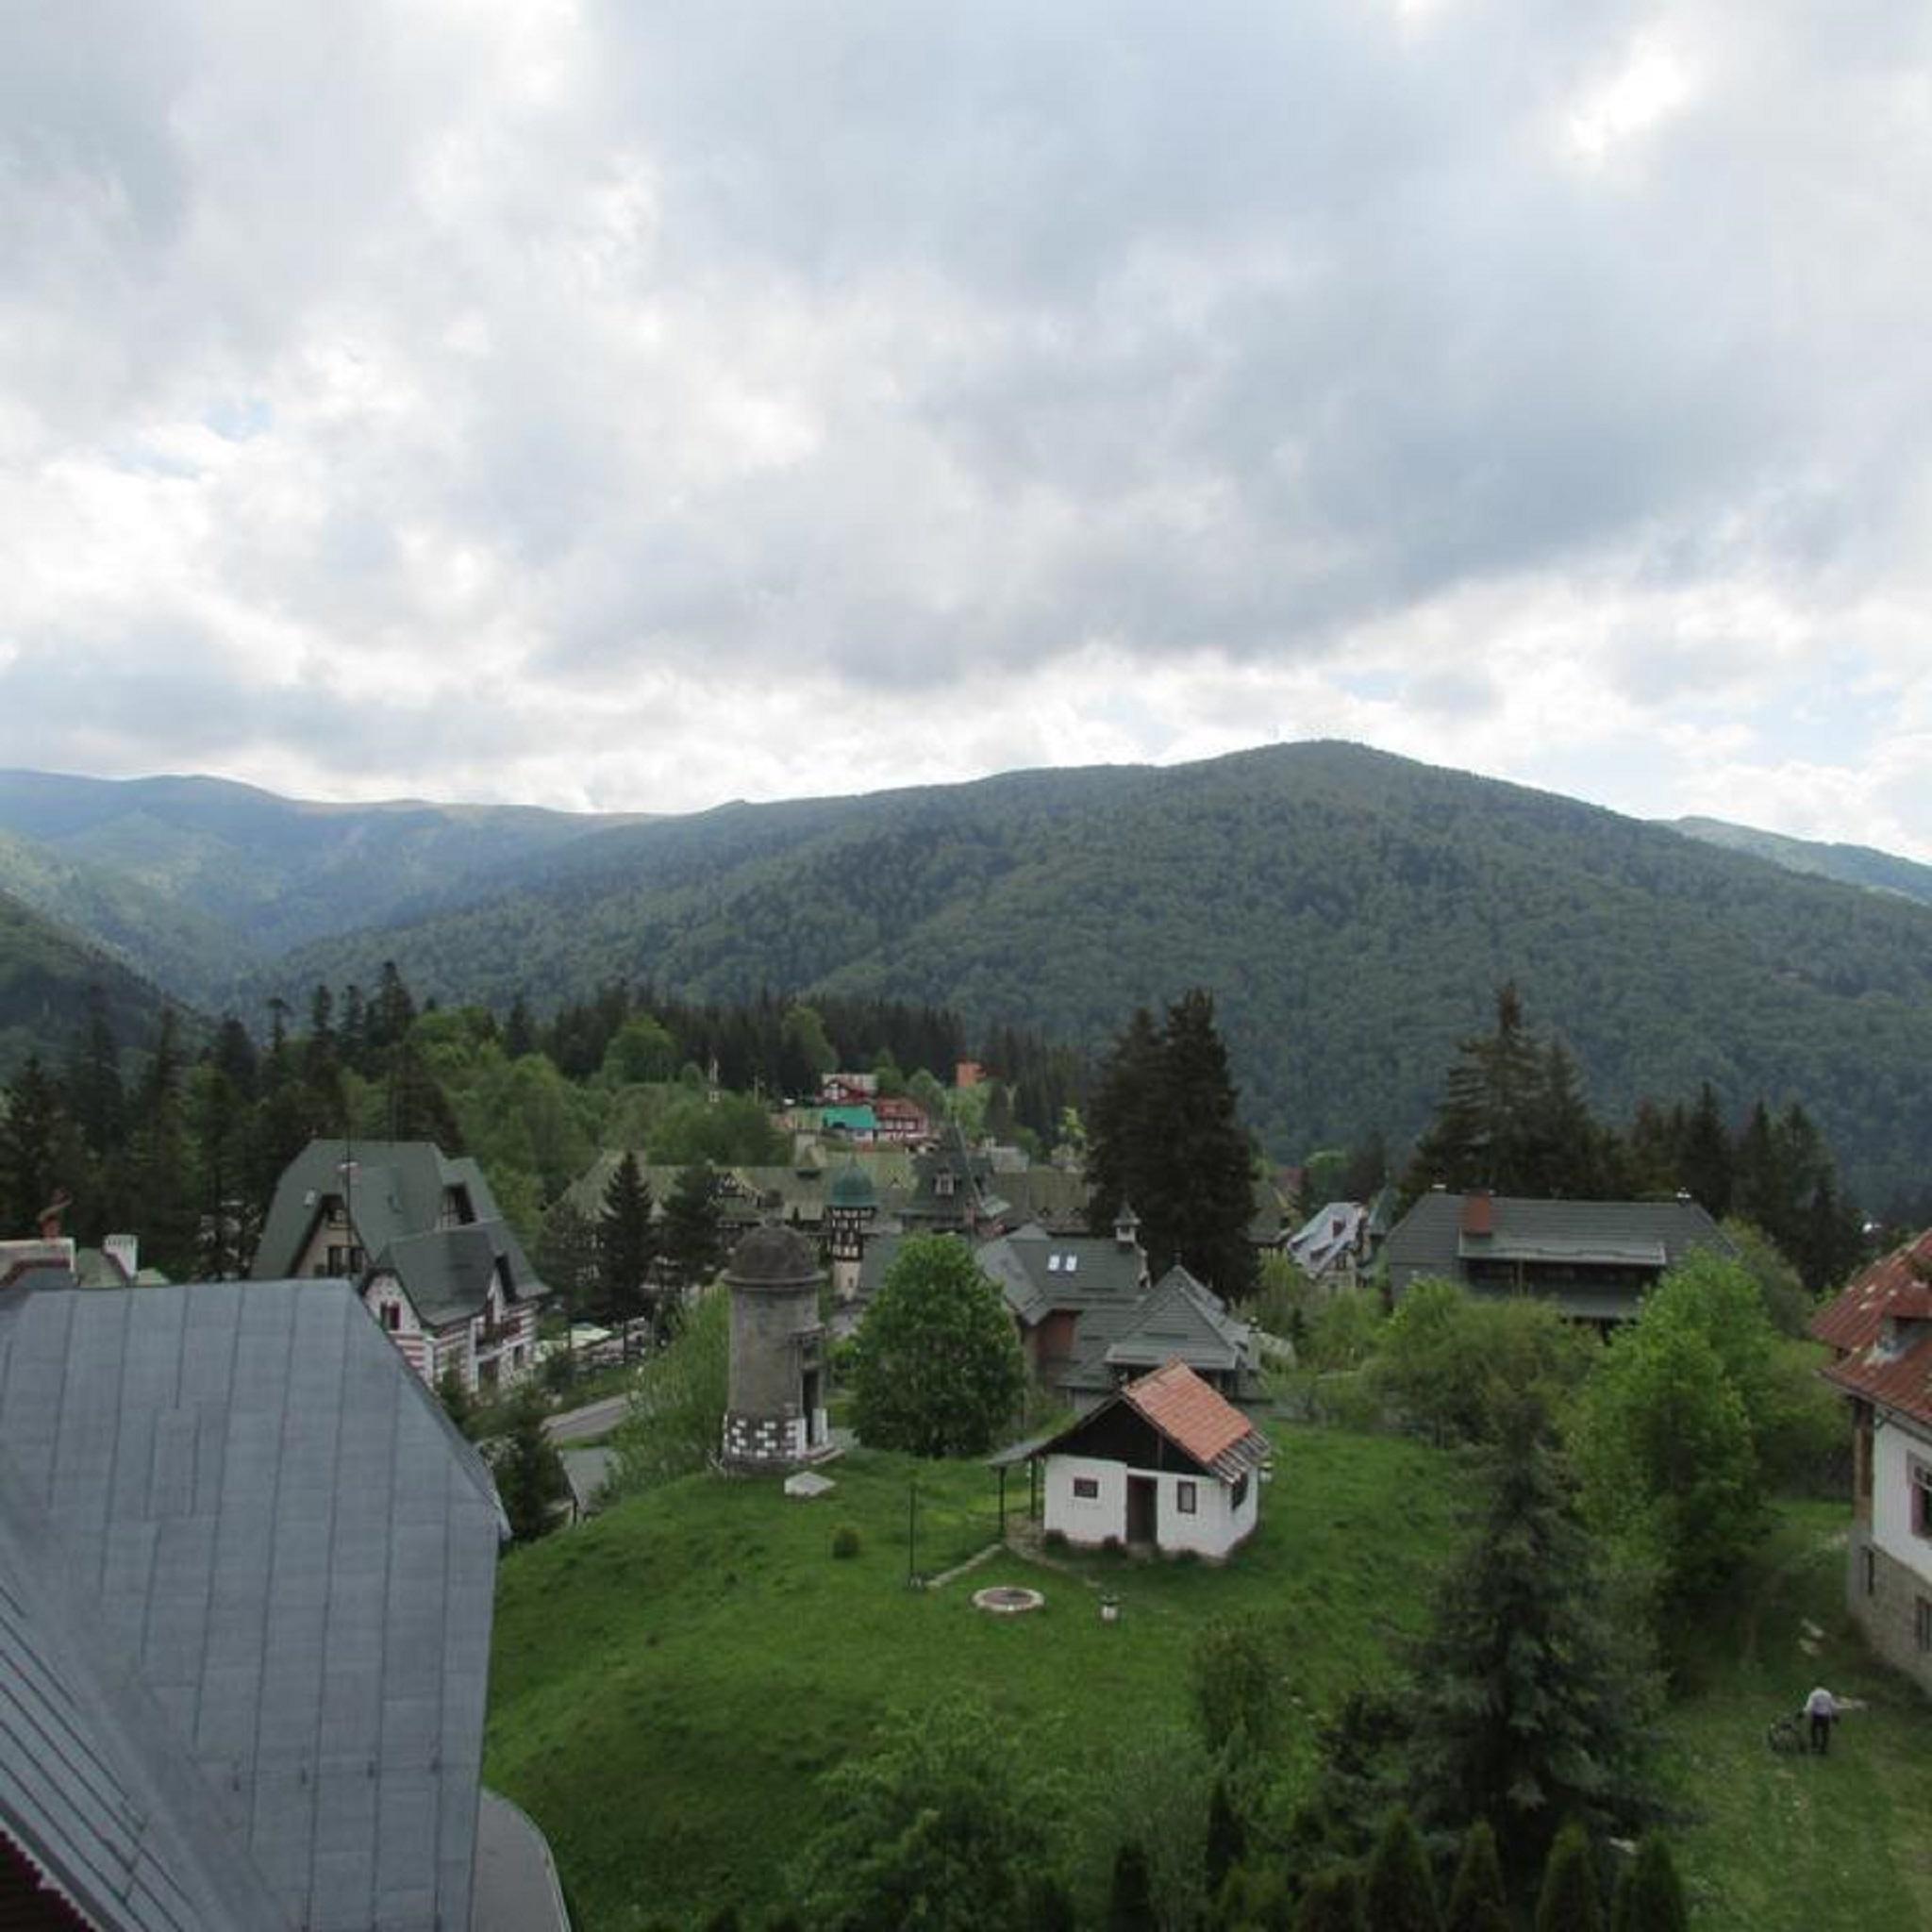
[6,2,1931,855]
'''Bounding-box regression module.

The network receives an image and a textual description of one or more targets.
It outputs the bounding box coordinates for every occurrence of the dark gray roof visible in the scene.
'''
[1382,1192,1736,1302]
[977,1224,1146,1325]
[376,1221,541,1328]
[254,1139,539,1293]
[1064,1265,1257,1396]
[0,1280,505,1932]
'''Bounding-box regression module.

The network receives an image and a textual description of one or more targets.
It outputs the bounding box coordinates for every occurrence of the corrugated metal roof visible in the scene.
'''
[0,1281,504,1932]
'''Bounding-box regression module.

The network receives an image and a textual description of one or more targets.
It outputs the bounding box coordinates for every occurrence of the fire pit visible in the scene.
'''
[971,1585,1045,1616]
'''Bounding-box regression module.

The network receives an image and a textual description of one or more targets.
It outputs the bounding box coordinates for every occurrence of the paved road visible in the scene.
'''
[543,1394,631,1443]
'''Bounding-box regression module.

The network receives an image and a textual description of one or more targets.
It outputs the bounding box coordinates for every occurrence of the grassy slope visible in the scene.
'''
[485,1424,1467,1929]
[1666,1502,1932,1931]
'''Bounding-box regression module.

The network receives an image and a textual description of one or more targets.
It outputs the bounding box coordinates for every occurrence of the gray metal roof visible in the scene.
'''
[977,1224,1146,1325]
[375,1221,538,1329]
[1383,1191,1735,1303]
[0,1280,505,1932]
[1103,1266,1253,1374]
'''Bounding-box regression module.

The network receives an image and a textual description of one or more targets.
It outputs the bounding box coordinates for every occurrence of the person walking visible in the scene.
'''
[1805,1685,1839,1755]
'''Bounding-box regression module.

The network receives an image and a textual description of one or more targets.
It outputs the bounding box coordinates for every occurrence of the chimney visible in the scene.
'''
[36,1189,73,1242]
[104,1233,140,1284]
[1460,1193,1494,1237]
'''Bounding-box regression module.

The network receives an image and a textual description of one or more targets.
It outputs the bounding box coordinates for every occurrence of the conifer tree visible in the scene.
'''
[0,1058,77,1237]
[598,1152,657,1345]
[1406,1396,1653,1887]
[1534,1823,1601,1932]
[1363,1808,1441,1932]
[661,1160,726,1296]
[494,1381,568,1542]
[1442,1821,1510,1932]
[1294,1869,1365,1932]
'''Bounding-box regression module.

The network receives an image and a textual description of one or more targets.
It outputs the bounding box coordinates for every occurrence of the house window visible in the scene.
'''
[382,1304,400,1333]
[1072,1476,1099,1500]
[1918,1597,1932,1655]
[1176,1481,1198,1515]
[1232,1474,1249,1510]
[1913,1459,1932,1537]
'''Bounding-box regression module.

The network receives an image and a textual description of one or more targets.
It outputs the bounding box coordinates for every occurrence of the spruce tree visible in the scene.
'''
[495,1381,569,1542]
[598,1152,657,1345]
[1406,1396,1653,1888]
[0,1058,76,1237]
[1534,1823,1601,1932]
[1443,1821,1510,1932]
[1363,1808,1441,1932]
[1085,1005,1164,1238]
[1294,1868,1365,1932]
[661,1160,726,1298]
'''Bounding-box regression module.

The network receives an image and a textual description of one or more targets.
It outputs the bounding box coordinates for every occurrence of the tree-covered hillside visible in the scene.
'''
[257,742,1932,1214]
[1674,816,1932,909]
[0,769,639,972]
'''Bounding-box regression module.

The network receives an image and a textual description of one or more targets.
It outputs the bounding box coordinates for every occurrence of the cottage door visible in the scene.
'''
[1126,1474,1158,1545]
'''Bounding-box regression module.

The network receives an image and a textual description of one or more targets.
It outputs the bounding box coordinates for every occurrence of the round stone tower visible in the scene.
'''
[824,1158,877,1304]
[721,1223,830,1472]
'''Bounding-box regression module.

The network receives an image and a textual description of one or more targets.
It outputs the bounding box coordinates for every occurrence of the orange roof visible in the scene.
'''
[1811,1230,1932,1429]
[1123,1359,1266,1480]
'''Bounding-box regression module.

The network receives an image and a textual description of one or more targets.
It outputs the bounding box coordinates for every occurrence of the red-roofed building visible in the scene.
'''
[1034,1359,1269,1560]
[1811,1230,1932,1690]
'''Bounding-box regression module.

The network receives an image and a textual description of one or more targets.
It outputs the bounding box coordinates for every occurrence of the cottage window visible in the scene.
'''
[1913,1459,1932,1538]
[1232,1474,1249,1510]
[382,1304,400,1332]
[1176,1481,1198,1515]
[1072,1476,1099,1500]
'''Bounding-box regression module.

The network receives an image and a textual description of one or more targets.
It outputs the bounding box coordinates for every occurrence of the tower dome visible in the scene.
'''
[724,1223,821,1292]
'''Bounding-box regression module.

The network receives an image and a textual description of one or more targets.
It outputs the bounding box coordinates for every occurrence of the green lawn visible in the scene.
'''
[485,1441,1932,1930]
[485,1422,1467,1929]
[1663,1502,1932,1931]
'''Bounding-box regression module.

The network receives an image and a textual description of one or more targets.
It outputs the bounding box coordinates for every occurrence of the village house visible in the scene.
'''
[252,1138,546,1394]
[1035,1358,1269,1558]
[1381,1189,1735,1327]
[0,1274,566,1931]
[1810,1229,1932,1694]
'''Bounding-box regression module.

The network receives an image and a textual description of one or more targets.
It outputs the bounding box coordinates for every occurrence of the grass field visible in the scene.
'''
[484,1436,1932,1929]
[485,1422,1468,1928]
[1664,1502,1932,1931]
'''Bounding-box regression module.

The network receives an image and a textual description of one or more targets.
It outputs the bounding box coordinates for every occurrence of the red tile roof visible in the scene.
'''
[1810,1229,1932,1429]
[1123,1359,1267,1480]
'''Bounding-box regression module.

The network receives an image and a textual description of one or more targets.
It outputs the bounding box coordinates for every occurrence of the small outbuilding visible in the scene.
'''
[721,1223,833,1472]
[1037,1358,1268,1559]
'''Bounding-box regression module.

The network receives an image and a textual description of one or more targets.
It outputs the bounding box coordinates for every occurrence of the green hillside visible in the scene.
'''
[0,887,183,1077]
[261,742,1932,1211]
[1674,815,1932,909]
[0,769,640,971]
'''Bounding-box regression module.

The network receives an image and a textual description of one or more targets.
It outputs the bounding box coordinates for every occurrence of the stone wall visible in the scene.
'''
[1845,1524,1932,1695]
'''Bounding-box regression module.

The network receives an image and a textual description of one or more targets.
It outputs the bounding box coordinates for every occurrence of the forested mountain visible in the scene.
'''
[0,887,181,1076]
[1673,816,1932,910]
[0,770,639,989]
[247,741,1932,1214]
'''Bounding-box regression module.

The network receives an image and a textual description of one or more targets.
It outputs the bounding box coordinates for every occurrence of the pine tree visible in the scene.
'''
[1406,1397,1654,1888]
[0,1058,77,1237]
[66,983,125,1162]
[1363,1808,1441,1932]
[1294,1869,1365,1932]
[1678,1083,1731,1217]
[598,1152,657,1344]
[127,1008,197,1275]
[1534,1823,1601,1932]
[494,1382,568,1542]
[661,1161,726,1298]
[1442,1821,1510,1932]
[1085,1006,1164,1238]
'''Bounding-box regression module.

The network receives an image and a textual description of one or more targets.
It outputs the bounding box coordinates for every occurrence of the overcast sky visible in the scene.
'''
[6,2,1931,855]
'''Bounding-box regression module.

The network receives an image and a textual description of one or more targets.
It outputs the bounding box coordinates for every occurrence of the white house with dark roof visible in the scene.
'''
[1035,1359,1269,1559]
[0,1275,564,1932]
[253,1140,546,1393]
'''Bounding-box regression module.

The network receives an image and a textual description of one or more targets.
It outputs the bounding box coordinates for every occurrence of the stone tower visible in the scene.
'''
[721,1223,830,1472]
[824,1158,877,1304]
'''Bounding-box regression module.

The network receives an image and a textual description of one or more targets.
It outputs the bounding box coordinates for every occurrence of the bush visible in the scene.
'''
[831,1523,862,1560]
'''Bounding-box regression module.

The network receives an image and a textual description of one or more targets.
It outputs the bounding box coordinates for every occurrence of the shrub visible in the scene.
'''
[831,1523,861,1560]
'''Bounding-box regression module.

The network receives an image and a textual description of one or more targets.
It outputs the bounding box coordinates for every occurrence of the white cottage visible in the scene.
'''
[1037,1358,1268,1560]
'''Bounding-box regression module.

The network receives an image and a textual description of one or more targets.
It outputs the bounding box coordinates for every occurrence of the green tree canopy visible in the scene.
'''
[850,1234,1024,1457]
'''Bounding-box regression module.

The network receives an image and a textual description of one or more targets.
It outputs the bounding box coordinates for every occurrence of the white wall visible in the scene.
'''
[1157,1468,1258,1560]
[1042,1454,1127,1544]
[1872,1418,1932,1585]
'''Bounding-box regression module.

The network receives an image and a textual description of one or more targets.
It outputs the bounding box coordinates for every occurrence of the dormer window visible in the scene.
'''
[935,1171,956,1197]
